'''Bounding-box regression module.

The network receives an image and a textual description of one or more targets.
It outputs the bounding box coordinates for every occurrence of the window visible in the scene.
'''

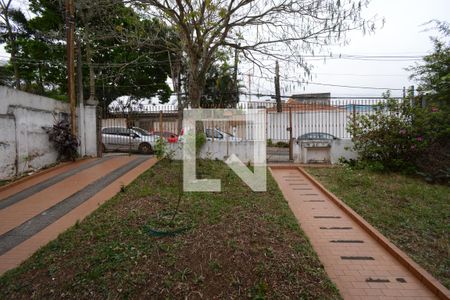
[102,128,117,135]
[116,128,132,137]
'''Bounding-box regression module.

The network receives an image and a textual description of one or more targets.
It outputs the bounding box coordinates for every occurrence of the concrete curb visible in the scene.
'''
[0,159,92,193]
[296,166,450,300]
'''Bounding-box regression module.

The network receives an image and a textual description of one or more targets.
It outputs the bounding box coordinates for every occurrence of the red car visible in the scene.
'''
[152,131,179,143]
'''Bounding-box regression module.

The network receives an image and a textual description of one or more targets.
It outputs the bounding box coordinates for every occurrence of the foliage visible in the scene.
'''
[154,137,167,160]
[133,0,376,107]
[0,0,173,105]
[196,132,206,155]
[349,95,417,170]
[348,92,450,182]
[349,22,450,183]
[408,20,450,107]
[44,118,79,161]
[201,54,239,108]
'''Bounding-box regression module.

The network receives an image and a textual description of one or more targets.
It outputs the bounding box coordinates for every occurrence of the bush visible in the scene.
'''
[348,93,450,183]
[44,119,79,161]
[154,137,167,160]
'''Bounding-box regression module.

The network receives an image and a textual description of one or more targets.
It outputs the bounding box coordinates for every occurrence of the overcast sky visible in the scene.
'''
[1,0,449,100]
[242,0,450,99]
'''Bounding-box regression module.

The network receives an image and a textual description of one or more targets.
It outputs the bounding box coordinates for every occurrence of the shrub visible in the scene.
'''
[348,93,450,183]
[44,119,79,161]
[154,137,167,160]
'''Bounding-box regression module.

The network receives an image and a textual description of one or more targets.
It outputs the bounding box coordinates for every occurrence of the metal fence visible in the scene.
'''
[97,97,400,156]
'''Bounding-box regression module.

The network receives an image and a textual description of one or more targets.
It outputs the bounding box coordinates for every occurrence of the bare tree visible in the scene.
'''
[0,0,20,89]
[131,0,377,108]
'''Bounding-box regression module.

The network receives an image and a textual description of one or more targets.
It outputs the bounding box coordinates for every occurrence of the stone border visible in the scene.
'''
[293,166,450,300]
[0,161,75,193]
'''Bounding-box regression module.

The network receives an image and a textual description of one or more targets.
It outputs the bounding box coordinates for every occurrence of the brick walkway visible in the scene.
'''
[0,155,156,275]
[270,166,449,300]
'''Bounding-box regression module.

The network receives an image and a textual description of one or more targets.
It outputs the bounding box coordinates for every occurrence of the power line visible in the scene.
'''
[246,74,404,91]
[314,72,407,77]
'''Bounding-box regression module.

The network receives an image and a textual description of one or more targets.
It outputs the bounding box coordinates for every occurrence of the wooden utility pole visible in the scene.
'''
[76,40,84,104]
[247,73,252,102]
[65,0,76,135]
[275,60,282,112]
[288,106,293,161]
[234,47,239,104]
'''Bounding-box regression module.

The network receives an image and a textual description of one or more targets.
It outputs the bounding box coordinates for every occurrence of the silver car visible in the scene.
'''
[101,127,157,154]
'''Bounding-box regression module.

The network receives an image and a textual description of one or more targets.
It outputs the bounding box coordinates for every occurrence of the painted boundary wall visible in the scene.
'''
[0,86,97,180]
[167,139,357,164]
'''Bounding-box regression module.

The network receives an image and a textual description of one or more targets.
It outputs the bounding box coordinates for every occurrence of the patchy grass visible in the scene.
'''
[306,166,450,289]
[0,160,340,299]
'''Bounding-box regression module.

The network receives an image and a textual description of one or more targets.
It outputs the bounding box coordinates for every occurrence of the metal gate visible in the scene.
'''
[96,106,180,156]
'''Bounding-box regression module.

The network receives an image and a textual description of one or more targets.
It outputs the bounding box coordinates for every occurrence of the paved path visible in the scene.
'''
[270,166,448,300]
[0,155,156,275]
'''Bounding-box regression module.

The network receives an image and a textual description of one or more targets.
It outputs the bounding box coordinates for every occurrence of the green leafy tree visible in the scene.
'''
[349,21,450,182]
[1,0,173,106]
[408,20,450,107]
[0,1,29,89]
[202,59,239,108]
[133,0,376,108]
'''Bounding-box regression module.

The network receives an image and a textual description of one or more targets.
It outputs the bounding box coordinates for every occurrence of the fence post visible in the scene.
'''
[352,104,356,136]
[96,106,103,158]
[159,110,163,136]
[128,110,132,156]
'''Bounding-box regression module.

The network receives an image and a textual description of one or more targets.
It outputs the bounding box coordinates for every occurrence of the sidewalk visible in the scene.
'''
[0,155,157,275]
[270,166,449,300]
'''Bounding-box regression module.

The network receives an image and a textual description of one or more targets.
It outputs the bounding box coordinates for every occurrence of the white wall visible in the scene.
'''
[294,139,357,164]
[0,86,97,180]
[167,139,357,165]
[167,140,264,163]
[267,111,354,141]
[77,104,98,157]
[0,116,16,178]
[329,139,358,164]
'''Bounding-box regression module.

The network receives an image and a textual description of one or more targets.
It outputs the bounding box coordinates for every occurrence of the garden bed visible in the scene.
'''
[0,160,340,299]
[306,166,450,289]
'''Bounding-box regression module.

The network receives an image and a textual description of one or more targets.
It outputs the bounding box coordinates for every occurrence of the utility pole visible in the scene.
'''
[76,40,84,104]
[233,47,239,104]
[76,40,85,156]
[275,60,282,112]
[65,0,76,136]
[248,73,252,102]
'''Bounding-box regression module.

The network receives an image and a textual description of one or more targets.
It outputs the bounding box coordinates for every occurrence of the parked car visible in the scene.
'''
[205,128,241,141]
[132,127,153,137]
[297,132,338,141]
[177,128,240,143]
[101,127,157,154]
[151,131,178,143]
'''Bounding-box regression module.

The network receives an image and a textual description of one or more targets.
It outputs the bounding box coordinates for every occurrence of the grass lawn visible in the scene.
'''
[306,166,450,289]
[0,160,340,299]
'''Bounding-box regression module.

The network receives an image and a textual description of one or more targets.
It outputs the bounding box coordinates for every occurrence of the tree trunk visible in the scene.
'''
[188,79,202,109]
[186,52,206,109]
[86,41,96,102]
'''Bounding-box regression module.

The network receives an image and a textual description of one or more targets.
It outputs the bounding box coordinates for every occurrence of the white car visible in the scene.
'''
[178,127,241,143]
[101,127,157,154]
[205,128,240,142]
